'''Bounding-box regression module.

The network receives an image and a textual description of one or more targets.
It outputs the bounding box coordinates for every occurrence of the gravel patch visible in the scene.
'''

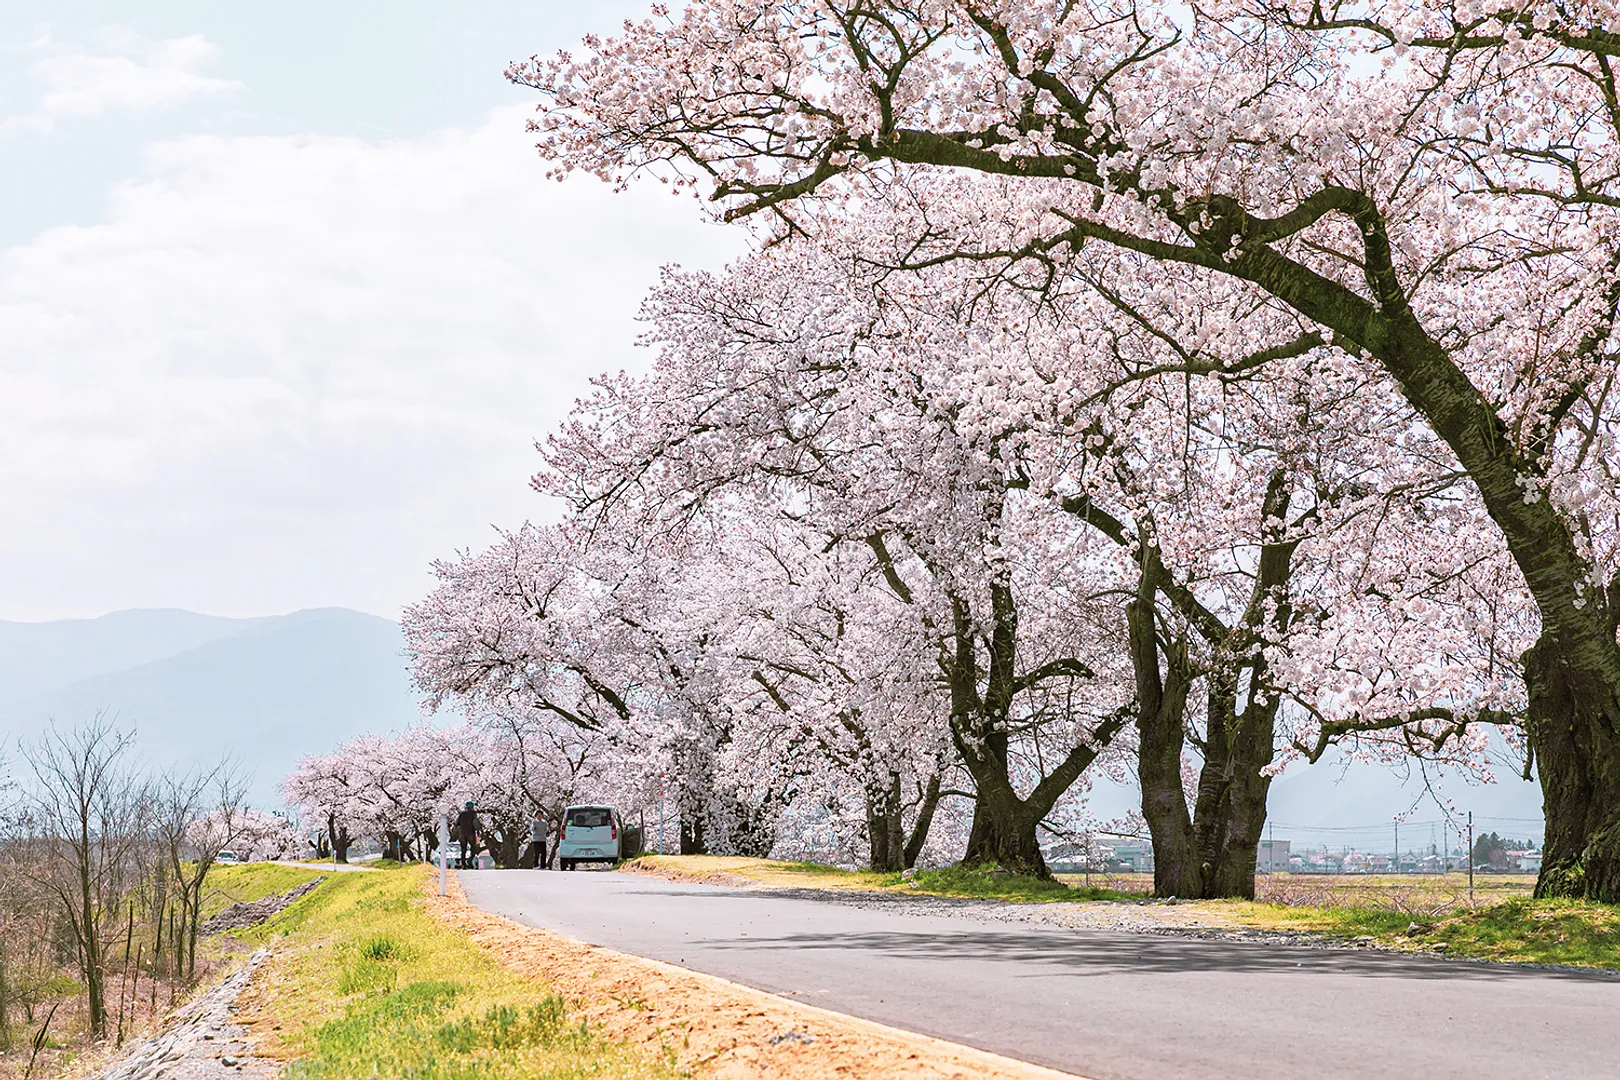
[620,867,1362,951]
[89,950,278,1080]
[766,885,1349,946]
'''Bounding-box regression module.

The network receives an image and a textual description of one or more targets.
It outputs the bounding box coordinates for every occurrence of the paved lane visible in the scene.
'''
[459,870,1620,1080]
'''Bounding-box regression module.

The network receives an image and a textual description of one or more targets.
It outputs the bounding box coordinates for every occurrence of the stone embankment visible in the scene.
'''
[91,951,278,1080]
[200,878,324,935]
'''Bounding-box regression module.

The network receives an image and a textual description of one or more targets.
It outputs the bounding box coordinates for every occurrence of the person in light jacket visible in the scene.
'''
[528,812,550,869]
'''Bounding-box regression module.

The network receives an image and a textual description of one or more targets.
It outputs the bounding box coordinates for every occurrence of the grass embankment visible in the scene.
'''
[236,864,676,1080]
[631,855,1138,902]
[201,863,325,919]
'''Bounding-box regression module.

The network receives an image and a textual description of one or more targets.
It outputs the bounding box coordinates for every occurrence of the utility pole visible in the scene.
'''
[1394,821,1399,874]
[1467,811,1475,906]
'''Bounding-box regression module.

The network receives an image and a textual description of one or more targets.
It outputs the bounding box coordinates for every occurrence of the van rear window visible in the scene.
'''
[566,808,612,828]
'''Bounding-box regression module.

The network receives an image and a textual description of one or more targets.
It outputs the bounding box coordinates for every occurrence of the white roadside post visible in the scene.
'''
[658,773,666,855]
[437,814,450,896]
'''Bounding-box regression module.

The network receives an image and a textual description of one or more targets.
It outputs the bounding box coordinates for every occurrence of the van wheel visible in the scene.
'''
[562,859,574,871]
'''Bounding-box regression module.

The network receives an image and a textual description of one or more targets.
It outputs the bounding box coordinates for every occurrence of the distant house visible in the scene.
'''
[1101,840,1155,873]
[1516,850,1543,873]
[1256,839,1291,873]
[1316,850,1345,872]
[1342,851,1370,873]
[1044,841,1107,874]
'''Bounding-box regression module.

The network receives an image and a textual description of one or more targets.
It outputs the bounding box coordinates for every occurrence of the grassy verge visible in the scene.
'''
[239,865,678,1079]
[629,855,1138,903]
[1213,896,1620,968]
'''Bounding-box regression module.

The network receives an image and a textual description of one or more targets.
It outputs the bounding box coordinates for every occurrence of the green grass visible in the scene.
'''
[241,865,678,1080]
[909,864,1137,902]
[1218,894,1620,968]
[201,863,325,920]
[1420,898,1620,967]
[1217,900,1417,936]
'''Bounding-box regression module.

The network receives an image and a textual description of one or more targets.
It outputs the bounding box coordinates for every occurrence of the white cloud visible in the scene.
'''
[0,106,747,619]
[2,32,240,136]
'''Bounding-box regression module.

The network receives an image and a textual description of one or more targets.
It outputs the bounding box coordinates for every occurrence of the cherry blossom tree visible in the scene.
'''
[514,0,1620,901]
[404,522,788,858]
[548,244,1157,877]
[280,751,359,862]
[229,809,304,862]
[547,208,1520,891]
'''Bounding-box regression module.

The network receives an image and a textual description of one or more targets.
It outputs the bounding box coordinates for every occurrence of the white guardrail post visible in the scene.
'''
[438,814,450,896]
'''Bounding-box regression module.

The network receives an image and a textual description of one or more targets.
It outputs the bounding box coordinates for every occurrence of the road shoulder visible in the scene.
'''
[431,871,1093,1080]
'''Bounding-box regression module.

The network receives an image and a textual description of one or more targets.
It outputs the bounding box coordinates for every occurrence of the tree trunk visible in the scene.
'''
[867,528,1122,880]
[1525,637,1620,900]
[77,828,106,1039]
[1132,478,1295,901]
[333,827,351,864]
[1128,569,1203,898]
[902,772,943,869]
[498,829,521,869]
[679,809,707,855]
[0,942,10,1044]
[948,586,1055,878]
[1133,614,1282,900]
[865,772,906,872]
[962,781,1047,875]
[186,902,201,979]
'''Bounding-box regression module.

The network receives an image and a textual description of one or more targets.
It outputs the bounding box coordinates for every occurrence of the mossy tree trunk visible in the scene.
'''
[1125,477,1297,900]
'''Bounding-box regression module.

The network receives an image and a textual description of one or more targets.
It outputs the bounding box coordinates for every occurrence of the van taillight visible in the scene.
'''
[611,822,618,840]
[560,825,566,841]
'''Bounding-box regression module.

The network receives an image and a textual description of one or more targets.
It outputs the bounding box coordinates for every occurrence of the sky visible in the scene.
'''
[1,1,747,622]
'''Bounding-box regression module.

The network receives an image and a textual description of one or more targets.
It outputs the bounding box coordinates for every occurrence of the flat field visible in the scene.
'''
[1054,871,1538,913]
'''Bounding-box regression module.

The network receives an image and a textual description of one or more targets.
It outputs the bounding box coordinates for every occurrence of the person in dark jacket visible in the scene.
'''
[455,801,480,869]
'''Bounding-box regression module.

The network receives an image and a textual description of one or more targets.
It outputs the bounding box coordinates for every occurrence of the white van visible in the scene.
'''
[557,805,621,870]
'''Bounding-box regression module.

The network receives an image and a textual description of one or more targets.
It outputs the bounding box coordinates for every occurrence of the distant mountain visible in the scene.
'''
[0,609,263,704]
[0,608,434,805]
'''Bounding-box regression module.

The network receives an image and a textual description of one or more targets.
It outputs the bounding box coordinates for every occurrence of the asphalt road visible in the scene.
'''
[459,870,1620,1080]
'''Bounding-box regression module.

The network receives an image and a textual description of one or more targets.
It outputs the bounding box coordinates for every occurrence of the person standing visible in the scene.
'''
[455,800,480,869]
[528,812,549,869]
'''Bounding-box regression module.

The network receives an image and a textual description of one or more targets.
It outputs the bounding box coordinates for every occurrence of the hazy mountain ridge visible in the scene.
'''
[0,608,266,704]
[0,608,434,804]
